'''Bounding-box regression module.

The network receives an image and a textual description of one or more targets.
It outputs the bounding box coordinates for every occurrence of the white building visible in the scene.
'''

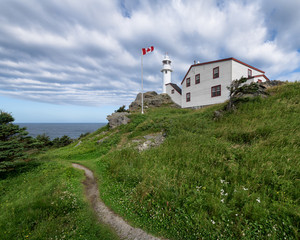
[165,57,269,108]
[161,54,172,94]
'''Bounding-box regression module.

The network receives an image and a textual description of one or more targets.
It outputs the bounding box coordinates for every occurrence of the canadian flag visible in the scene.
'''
[142,46,154,55]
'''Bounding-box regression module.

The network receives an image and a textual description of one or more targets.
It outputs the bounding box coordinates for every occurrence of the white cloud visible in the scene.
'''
[0,0,300,113]
[276,71,300,82]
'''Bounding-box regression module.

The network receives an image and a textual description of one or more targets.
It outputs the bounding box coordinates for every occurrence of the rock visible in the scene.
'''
[97,136,109,144]
[74,140,82,148]
[136,132,165,152]
[129,91,179,112]
[261,80,285,88]
[213,110,224,121]
[106,112,130,129]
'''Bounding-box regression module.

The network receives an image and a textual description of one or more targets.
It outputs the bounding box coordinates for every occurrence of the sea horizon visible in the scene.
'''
[18,122,107,140]
[16,122,107,124]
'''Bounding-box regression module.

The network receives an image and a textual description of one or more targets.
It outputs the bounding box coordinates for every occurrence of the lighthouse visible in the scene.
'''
[161,54,172,93]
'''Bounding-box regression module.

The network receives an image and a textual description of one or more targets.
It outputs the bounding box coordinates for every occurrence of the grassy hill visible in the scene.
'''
[1,82,299,239]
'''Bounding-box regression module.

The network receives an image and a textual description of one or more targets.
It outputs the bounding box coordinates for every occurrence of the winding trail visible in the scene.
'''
[72,163,164,240]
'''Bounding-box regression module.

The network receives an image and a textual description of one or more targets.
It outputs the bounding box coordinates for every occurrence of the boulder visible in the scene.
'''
[261,80,286,88]
[213,110,224,121]
[129,91,179,112]
[136,132,166,152]
[106,112,130,129]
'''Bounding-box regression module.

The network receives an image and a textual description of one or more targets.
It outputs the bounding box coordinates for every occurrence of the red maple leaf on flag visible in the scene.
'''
[142,46,154,55]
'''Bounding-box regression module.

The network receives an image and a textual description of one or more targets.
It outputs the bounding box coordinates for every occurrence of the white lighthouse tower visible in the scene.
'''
[161,54,172,93]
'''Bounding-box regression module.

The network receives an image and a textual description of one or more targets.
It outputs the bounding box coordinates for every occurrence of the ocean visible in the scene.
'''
[18,123,106,140]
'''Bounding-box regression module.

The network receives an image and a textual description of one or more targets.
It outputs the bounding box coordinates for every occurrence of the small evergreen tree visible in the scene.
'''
[52,135,73,148]
[115,105,128,113]
[214,78,268,120]
[226,77,268,111]
[0,110,33,171]
[36,133,53,148]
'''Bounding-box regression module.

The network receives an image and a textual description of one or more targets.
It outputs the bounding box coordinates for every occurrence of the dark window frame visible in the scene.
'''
[195,74,200,84]
[186,92,191,102]
[213,67,219,79]
[248,69,252,77]
[211,85,221,97]
[171,89,175,94]
[186,77,191,87]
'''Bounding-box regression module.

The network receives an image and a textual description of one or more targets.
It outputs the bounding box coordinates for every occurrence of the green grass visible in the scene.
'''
[0,159,119,240]
[1,83,299,240]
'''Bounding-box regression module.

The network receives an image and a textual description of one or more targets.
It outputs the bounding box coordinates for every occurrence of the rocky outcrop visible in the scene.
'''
[106,112,130,129]
[97,136,109,144]
[129,91,179,112]
[213,80,283,120]
[261,80,286,88]
[132,132,166,152]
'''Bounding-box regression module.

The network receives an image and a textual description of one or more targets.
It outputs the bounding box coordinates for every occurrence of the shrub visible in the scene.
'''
[52,135,73,148]
[226,77,268,111]
[0,110,34,171]
[36,133,53,148]
[115,105,129,113]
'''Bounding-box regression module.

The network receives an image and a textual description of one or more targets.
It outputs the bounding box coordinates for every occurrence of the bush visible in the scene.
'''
[36,133,53,148]
[0,110,34,172]
[226,77,268,111]
[52,135,73,148]
[115,105,129,113]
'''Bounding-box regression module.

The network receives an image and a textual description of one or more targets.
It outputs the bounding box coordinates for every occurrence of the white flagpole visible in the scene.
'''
[141,52,144,114]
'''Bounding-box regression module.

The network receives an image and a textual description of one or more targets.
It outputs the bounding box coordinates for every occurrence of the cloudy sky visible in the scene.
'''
[1,0,299,123]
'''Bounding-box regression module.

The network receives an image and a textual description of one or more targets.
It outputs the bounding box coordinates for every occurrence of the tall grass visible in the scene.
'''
[86,83,298,239]
[3,83,298,240]
[0,159,118,240]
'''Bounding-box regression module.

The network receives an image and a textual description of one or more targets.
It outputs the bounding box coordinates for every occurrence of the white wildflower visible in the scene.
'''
[211,220,215,224]
[243,187,248,191]
[256,198,261,203]
[221,199,224,203]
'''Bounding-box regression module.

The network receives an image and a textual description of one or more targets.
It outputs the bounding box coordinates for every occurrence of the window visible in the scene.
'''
[171,89,175,94]
[186,92,191,102]
[165,70,167,74]
[213,67,219,79]
[248,69,252,77]
[257,79,262,83]
[211,85,221,97]
[195,74,200,84]
[186,77,191,87]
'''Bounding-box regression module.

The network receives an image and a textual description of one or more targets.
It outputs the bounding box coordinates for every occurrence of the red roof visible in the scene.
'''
[181,57,266,85]
[249,74,270,81]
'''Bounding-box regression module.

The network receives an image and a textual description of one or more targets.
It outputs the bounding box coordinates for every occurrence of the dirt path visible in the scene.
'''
[72,163,164,240]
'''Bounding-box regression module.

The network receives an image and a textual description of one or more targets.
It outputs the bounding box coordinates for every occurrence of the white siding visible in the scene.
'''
[181,60,232,108]
[163,70,172,93]
[173,58,267,109]
[232,61,263,81]
[166,84,182,106]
